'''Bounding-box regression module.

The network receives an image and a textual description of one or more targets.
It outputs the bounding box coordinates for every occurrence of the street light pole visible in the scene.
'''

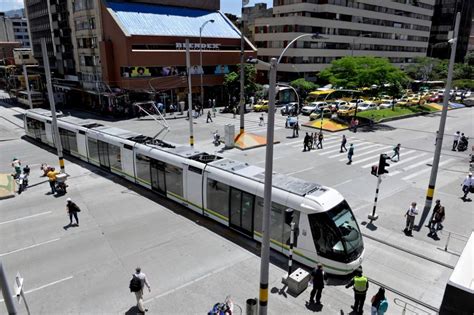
[199,19,214,111]
[239,2,246,135]
[186,39,194,147]
[417,12,460,230]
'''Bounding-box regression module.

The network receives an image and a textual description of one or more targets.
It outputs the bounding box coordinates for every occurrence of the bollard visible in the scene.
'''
[246,298,257,315]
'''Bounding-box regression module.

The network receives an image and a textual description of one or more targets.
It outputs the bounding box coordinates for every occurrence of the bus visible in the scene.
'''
[15,90,44,108]
[306,89,335,103]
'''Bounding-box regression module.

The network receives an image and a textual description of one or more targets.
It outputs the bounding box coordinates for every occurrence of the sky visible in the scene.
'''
[0,0,274,15]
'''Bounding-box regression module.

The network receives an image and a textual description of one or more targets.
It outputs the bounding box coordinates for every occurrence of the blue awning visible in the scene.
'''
[106,1,241,39]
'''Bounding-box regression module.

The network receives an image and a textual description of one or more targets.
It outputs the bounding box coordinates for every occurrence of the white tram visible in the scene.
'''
[24,109,364,275]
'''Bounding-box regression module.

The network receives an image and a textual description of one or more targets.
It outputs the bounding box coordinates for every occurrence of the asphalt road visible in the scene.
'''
[0,96,472,314]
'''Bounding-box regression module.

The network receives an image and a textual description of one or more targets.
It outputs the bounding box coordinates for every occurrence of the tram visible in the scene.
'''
[24,109,364,275]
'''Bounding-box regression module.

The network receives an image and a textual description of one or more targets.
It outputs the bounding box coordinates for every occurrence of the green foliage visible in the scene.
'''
[452,79,474,89]
[223,64,258,101]
[405,56,473,81]
[290,78,318,101]
[319,56,408,89]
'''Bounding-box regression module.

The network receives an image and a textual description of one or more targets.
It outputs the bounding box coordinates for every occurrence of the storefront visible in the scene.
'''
[100,1,257,109]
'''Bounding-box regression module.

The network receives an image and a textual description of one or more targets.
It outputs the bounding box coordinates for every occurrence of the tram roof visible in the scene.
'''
[93,126,142,139]
[209,159,321,196]
[448,232,474,293]
[28,108,64,118]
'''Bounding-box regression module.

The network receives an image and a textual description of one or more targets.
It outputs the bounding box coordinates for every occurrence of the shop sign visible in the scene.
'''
[175,43,220,50]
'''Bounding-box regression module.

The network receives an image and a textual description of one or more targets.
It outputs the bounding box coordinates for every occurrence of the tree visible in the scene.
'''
[223,64,258,107]
[405,57,440,81]
[290,78,318,103]
[319,56,407,89]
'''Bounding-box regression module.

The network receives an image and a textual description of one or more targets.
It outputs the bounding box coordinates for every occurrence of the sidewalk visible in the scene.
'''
[0,173,15,199]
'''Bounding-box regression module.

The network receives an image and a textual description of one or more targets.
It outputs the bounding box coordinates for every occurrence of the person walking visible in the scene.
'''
[345,267,368,314]
[66,198,80,226]
[340,135,347,153]
[354,119,359,133]
[452,131,460,151]
[293,120,299,137]
[427,199,441,227]
[350,118,355,132]
[11,157,21,178]
[391,143,401,162]
[428,206,445,238]
[130,267,151,313]
[303,133,312,152]
[347,144,354,165]
[309,264,326,305]
[259,113,264,126]
[461,172,473,200]
[206,110,213,123]
[371,287,388,315]
[404,202,419,236]
[312,132,317,148]
[232,106,237,119]
[47,167,58,194]
[316,131,324,149]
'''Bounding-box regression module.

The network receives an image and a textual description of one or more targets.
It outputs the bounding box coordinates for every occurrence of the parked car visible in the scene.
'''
[285,116,299,128]
[337,104,357,116]
[357,102,377,111]
[349,99,365,106]
[463,96,474,107]
[329,100,348,110]
[253,100,270,112]
[301,102,328,115]
[280,102,300,115]
[428,94,443,103]
[379,100,395,109]
[309,108,332,121]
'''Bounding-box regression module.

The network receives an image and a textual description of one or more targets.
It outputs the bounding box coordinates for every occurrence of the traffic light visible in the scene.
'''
[378,154,390,175]
[285,208,294,225]
[371,165,378,176]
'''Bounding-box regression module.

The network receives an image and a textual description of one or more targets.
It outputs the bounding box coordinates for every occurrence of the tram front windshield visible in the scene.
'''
[308,201,363,263]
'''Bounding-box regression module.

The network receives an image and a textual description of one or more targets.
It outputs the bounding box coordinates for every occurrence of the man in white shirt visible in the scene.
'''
[133,267,151,313]
[404,202,418,236]
[452,131,460,151]
[462,173,473,200]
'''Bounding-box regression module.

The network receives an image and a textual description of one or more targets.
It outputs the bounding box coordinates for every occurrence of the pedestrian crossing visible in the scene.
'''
[211,114,287,134]
[284,133,454,181]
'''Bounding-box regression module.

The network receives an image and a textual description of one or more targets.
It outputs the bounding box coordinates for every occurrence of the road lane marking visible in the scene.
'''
[333,179,353,187]
[402,158,455,181]
[338,146,391,162]
[347,149,392,165]
[286,167,314,176]
[0,211,52,226]
[319,140,364,155]
[0,276,74,303]
[386,152,427,169]
[388,157,433,177]
[361,150,417,168]
[0,238,60,257]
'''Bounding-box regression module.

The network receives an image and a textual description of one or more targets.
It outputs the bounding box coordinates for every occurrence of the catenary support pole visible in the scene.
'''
[41,38,65,173]
[186,39,194,147]
[417,12,460,231]
[239,3,245,135]
[258,57,277,315]
[369,175,382,223]
[0,261,17,315]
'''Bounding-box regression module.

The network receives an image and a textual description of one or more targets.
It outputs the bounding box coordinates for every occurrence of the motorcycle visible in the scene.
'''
[213,131,221,146]
[55,173,68,195]
[457,137,469,152]
[17,172,28,194]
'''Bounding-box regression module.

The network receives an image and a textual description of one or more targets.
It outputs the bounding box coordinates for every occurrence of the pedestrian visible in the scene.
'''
[312,132,317,148]
[427,199,441,227]
[66,198,80,226]
[232,106,236,119]
[452,131,460,151]
[208,99,212,109]
[293,120,299,137]
[11,157,22,178]
[303,133,311,152]
[259,113,264,126]
[129,267,151,313]
[461,172,473,200]
[316,131,324,149]
[404,202,418,236]
[428,206,445,238]
[340,135,347,152]
[354,119,359,133]
[371,287,388,315]
[309,264,325,305]
[47,167,58,194]
[350,118,355,132]
[347,144,354,165]
[206,110,213,123]
[345,267,368,314]
[391,143,401,162]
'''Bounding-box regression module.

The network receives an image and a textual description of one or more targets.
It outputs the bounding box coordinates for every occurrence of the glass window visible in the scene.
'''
[68,131,77,153]
[136,153,151,184]
[270,202,286,245]
[207,179,229,219]
[230,188,242,227]
[254,197,264,234]
[165,164,183,197]
[308,201,363,262]
[88,138,99,162]
[59,128,70,152]
[108,144,121,171]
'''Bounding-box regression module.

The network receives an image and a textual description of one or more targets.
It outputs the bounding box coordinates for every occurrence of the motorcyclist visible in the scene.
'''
[458,133,469,151]
[12,157,21,178]
[213,130,220,146]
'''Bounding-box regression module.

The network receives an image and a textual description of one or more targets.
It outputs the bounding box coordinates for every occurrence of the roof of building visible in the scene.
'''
[106,1,241,39]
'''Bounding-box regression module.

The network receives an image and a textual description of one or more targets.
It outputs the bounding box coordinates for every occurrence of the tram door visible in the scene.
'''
[97,140,110,170]
[230,188,254,236]
[150,160,166,194]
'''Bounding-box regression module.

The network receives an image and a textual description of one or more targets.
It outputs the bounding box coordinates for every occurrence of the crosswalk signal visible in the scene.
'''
[371,165,378,176]
[378,154,390,175]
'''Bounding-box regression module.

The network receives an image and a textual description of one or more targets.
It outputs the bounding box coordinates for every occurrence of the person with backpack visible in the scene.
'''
[428,205,445,238]
[130,267,151,313]
[371,287,388,315]
[66,198,80,226]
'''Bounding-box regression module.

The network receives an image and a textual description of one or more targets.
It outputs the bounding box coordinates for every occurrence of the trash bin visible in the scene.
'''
[246,298,257,315]
[224,124,235,149]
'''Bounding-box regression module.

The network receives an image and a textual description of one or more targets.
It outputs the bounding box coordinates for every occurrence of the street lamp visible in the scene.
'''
[199,19,214,110]
[251,33,325,315]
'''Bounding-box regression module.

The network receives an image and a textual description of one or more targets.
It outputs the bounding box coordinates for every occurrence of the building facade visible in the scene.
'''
[242,3,273,43]
[255,0,435,81]
[428,0,473,62]
[0,13,15,43]
[11,16,30,47]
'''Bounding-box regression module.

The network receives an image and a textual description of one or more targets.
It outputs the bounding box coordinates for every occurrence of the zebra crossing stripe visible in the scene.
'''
[388,157,433,177]
[338,146,391,162]
[387,152,426,168]
[361,150,418,168]
[348,148,393,165]
[402,158,455,181]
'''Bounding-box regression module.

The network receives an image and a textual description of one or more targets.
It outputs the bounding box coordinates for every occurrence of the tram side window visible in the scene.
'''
[165,164,183,197]
[270,203,286,245]
[25,117,36,135]
[108,144,122,171]
[206,179,229,219]
[88,138,99,162]
[254,197,264,234]
[68,130,78,153]
[136,154,151,184]
[59,128,70,152]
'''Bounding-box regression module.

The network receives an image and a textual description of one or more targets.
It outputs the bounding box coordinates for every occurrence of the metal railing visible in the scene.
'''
[393,297,433,315]
[439,229,469,254]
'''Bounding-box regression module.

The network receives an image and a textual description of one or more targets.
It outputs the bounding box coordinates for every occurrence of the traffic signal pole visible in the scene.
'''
[368,175,382,223]
[417,12,460,231]
[368,154,390,223]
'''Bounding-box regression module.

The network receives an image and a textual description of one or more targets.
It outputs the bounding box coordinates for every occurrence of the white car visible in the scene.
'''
[301,102,328,115]
[330,100,348,109]
[379,100,395,109]
[356,102,377,111]
[349,99,365,106]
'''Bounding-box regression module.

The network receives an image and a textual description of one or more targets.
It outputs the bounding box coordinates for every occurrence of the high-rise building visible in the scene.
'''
[10,16,30,47]
[469,15,474,53]
[242,3,272,43]
[428,0,473,62]
[254,0,435,81]
[0,13,15,43]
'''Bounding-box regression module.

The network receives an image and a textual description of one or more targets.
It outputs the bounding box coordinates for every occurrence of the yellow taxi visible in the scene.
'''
[253,100,269,112]
[337,104,357,116]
